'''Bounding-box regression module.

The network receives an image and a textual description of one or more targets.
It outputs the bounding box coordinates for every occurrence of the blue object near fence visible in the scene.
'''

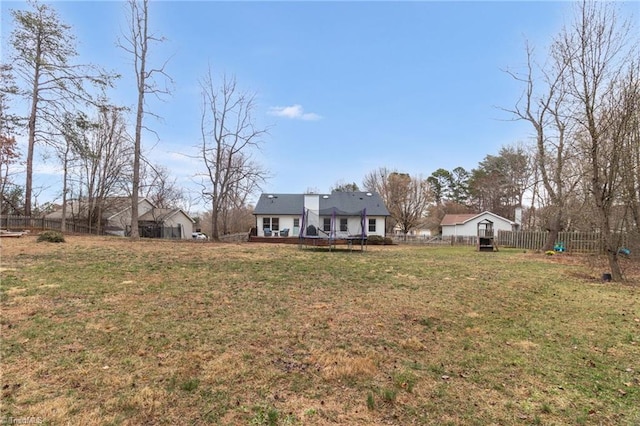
[618,247,631,256]
[554,242,565,252]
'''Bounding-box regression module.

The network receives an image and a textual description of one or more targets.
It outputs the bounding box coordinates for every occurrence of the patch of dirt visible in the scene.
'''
[547,253,639,285]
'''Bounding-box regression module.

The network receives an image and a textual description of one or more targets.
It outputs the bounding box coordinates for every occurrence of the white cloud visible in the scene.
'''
[268,104,322,121]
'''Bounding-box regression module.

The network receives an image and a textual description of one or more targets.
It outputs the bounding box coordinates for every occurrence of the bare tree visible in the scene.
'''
[505,42,584,250]
[8,1,113,216]
[555,1,638,280]
[389,172,432,239]
[140,162,185,209]
[363,167,393,204]
[620,61,640,234]
[363,167,431,238]
[197,70,268,240]
[64,105,133,232]
[119,0,171,239]
[505,57,576,237]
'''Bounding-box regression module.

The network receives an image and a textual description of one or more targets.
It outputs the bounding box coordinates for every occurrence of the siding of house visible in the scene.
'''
[257,214,387,237]
[255,192,390,238]
[165,212,195,239]
[256,214,299,236]
[107,199,155,231]
[441,212,514,238]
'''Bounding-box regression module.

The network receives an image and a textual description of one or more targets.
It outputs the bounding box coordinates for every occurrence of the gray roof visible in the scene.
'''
[139,208,195,223]
[254,192,389,216]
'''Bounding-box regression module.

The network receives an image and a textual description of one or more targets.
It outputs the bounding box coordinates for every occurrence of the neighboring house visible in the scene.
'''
[45,197,195,239]
[392,224,432,238]
[440,211,518,238]
[253,191,390,238]
[137,207,195,239]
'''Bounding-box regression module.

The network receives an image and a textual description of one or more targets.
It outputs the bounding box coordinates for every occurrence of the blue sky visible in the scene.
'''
[2,1,638,211]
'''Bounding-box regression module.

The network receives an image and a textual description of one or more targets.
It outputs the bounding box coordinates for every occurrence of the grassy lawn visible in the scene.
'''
[1,236,639,425]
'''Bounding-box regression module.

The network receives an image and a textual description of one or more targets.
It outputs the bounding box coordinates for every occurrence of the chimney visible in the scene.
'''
[514,205,522,226]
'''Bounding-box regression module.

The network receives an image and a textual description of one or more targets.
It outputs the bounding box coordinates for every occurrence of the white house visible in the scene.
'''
[440,211,517,238]
[253,191,390,238]
[46,197,195,239]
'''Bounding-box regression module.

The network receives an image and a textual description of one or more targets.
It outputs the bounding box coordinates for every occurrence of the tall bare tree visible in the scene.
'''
[119,0,171,239]
[620,61,640,234]
[363,168,431,238]
[197,70,268,240]
[506,41,584,250]
[555,1,638,280]
[509,44,578,251]
[9,1,113,216]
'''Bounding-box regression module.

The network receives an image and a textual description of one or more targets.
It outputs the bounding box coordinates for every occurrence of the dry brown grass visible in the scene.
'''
[1,235,639,425]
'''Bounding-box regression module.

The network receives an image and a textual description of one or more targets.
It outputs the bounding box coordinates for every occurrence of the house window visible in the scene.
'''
[368,218,376,232]
[262,217,279,231]
[293,218,299,228]
[323,218,331,232]
[340,218,348,232]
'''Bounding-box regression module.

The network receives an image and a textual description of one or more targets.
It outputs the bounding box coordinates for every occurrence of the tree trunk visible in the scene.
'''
[542,210,562,252]
[61,144,69,233]
[210,198,219,241]
[25,63,41,217]
[605,241,624,282]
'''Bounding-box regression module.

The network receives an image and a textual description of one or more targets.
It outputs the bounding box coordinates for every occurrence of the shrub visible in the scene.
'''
[368,235,384,245]
[37,230,65,243]
[367,235,393,245]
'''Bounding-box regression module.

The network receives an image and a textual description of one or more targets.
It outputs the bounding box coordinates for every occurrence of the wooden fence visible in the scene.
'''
[496,230,629,254]
[1,215,102,235]
[2,215,188,240]
[392,230,633,255]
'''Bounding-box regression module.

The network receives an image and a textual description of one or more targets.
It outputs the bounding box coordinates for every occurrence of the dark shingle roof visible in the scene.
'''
[319,191,389,216]
[253,192,389,216]
[253,194,305,215]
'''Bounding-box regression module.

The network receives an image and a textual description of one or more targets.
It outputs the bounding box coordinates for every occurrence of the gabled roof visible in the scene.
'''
[253,191,390,216]
[318,191,389,216]
[440,211,515,226]
[105,197,154,220]
[439,214,477,226]
[139,208,195,223]
[254,194,304,215]
[45,197,154,220]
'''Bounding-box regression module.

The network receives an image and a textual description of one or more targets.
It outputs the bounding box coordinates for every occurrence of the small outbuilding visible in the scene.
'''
[440,211,517,240]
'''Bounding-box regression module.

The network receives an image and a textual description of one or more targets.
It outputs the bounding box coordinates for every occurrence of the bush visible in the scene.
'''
[367,235,384,245]
[368,235,393,245]
[37,230,65,243]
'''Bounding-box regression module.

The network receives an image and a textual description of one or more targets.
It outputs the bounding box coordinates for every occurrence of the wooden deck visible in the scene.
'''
[249,235,367,251]
[249,236,301,245]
